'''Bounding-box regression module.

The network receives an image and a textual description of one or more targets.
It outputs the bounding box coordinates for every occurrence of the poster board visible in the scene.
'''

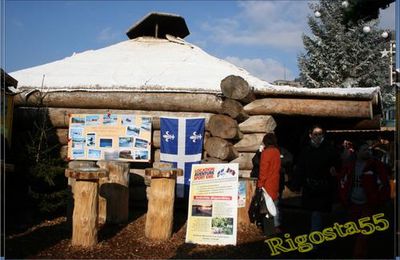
[67,113,151,162]
[185,163,239,246]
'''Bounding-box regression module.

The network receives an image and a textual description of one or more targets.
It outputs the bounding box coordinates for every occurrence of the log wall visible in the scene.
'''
[14,74,378,180]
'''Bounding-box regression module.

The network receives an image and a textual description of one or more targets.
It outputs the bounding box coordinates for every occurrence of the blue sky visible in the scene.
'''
[3,0,396,82]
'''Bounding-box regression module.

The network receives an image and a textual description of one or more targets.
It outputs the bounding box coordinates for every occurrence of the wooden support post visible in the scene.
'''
[144,167,183,240]
[67,161,97,227]
[96,161,130,225]
[237,177,257,226]
[65,167,108,248]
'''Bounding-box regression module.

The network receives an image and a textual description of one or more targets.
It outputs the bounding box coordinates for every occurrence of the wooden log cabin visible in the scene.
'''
[9,12,383,201]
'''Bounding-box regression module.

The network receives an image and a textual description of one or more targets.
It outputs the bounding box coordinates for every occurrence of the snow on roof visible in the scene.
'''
[10,36,379,100]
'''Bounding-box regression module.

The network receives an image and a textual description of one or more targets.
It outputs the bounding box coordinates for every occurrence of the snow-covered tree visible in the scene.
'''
[298,0,394,107]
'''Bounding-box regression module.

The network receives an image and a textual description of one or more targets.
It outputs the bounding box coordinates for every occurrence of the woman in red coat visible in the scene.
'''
[257,132,281,233]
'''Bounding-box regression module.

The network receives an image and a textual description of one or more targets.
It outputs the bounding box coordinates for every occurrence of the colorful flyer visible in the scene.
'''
[185,163,239,246]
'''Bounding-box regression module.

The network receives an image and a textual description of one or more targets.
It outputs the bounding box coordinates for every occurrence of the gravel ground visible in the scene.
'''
[5,202,395,259]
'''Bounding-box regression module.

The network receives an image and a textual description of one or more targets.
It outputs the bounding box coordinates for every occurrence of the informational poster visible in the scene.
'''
[67,114,151,162]
[185,163,239,246]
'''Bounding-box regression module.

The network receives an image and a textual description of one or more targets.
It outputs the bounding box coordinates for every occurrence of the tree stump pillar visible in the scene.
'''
[238,177,257,225]
[144,167,183,240]
[67,161,97,227]
[65,167,108,248]
[96,160,130,225]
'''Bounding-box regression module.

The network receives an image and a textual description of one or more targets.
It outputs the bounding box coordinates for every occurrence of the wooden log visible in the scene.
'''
[145,162,174,187]
[220,75,256,103]
[244,98,373,119]
[65,168,108,180]
[208,114,242,139]
[71,180,99,247]
[66,167,108,248]
[201,157,228,164]
[60,145,68,161]
[67,161,97,169]
[230,152,255,170]
[238,178,257,225]
[153,149,160,162]
[145,168,183,178]
[14,107,215,129]
[145,170,177,240]
[204,137,238,161]
[239,115,276,133]
[66,161,98,228]
[239,170,251,178]
[221,98,249,122]
[234,134,264,152]
[96,161,130,225]
[14,92,223,113]
[152,130,161,148]
[56,128,68,145]
[152,162,173,169]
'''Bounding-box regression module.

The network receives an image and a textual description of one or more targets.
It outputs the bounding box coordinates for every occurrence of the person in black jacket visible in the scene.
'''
[292,125,339,232]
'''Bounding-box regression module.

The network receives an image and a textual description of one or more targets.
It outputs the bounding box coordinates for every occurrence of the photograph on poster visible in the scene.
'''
[100,138,113,148]
[141,118,151,132]
[69,127,83,139]
[103,114,118,125]
[135,138,148,149]
[192,201,213,217]
[119,150,134,160]
[211,217,234,235]
[71,116,85,125]
[135,150,148,160]
[88,149,101,159]
[72,149,85,158]
[126,126,140,136]
[85,115,100,126]
[104,150,119,160]
[119,137,134,148]
[86,133,96,147]
[72,138,85,149]
[121,115,135,126]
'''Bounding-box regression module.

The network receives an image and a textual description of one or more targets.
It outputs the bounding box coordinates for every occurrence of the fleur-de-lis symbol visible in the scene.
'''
[189,131,202,143]
[163,131,175,142]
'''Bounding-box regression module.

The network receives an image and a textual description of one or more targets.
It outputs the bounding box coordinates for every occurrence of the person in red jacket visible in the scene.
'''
[257,132,281,234]
[337,142,390,258]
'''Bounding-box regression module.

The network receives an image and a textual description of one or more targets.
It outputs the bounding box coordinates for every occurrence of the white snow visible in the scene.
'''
[10,36,379,100]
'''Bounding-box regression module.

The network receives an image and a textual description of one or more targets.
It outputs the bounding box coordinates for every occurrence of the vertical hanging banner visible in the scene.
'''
[185,163,239,246]
[160,117,205,197]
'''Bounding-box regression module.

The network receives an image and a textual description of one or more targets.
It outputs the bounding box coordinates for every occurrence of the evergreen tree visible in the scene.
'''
[298,0,394,108]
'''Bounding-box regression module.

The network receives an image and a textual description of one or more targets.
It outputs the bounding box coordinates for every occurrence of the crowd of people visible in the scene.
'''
[253,124,393,258]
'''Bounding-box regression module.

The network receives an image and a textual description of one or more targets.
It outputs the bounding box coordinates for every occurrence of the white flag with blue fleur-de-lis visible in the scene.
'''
[160,117,205,197]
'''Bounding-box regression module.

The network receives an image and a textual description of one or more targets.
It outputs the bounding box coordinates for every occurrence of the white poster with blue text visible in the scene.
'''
[160,117,205,197]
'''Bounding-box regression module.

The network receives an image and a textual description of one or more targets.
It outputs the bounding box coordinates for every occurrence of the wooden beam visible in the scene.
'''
[244,98,373,118]
[238,115,276,133]
[220,75,255,103]
[14,91,223,113]
[14,107,215,129]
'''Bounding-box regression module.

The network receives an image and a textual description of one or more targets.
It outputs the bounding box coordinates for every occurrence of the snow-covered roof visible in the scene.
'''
[11,36,274,93]
[10,36,380,101]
